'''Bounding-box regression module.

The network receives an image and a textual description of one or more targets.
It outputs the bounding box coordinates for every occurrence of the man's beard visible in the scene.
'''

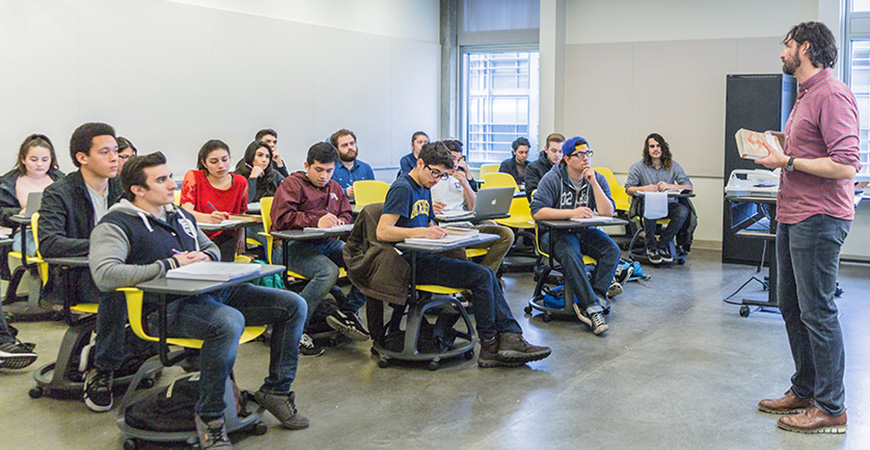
[782,53,799,76]
[339,151,357,162]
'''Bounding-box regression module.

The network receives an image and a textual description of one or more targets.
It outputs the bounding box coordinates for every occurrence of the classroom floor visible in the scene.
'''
[2,248,868,449]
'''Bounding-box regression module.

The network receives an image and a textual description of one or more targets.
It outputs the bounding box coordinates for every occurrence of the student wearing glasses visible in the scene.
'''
[116,136,137,172]
[529,136,621,336]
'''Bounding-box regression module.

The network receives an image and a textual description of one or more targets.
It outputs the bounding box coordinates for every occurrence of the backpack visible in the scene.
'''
[384,309,460,354]
[249,259,285,289]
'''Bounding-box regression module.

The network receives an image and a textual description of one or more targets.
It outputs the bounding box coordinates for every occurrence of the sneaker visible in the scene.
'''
[658,246,673,262]
[607,281,624,298]
[614,265,634,285]
[589,312,609,335]
[497,333,551,364]
[326,310,369,342]
[195,414,233,449]
[299,333,324,357]
[646,248,662,264]
[0,339,38,370]
[254,390,309,430]
[83,369,114,412]
[478,337,521,368]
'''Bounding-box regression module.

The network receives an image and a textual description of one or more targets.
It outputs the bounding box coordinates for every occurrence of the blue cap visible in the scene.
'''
[561,136,591,157]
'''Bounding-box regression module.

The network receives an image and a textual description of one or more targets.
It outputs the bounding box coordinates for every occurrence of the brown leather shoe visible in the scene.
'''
[777,406,846,434]
[758,391,812,415]
[497,332,551,364]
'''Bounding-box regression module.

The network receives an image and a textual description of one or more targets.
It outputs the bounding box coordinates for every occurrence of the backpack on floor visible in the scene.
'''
[384,309,459,354]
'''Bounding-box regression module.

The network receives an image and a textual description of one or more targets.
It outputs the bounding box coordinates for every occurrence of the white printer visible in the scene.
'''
[725,169,780,198]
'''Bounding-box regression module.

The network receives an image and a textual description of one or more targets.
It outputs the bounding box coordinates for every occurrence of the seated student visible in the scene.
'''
[624,133,693,264]
[398,131,429,177]
[430,139,513,273]
[529,136,621,336]
[0,134,64,256]
[256,128,288,178]
[499,137,530,189]
[329,129,374,201]
[181,140,248,262]
[0,304,37,369]
[271,142,369,356]
[235,140,285,203]
[89,152,308,448]
[377,141,551,367]
[524,133,564,201]
[116,136,137,172]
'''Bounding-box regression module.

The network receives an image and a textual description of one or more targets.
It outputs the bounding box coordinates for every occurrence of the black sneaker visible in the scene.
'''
[614,265,634,285]
[83,369,114,412]
[0,339,37,370]
[299,333,324,357]
[589,312,609,335]
[254,390,309,430]
[326,310,369,342]
[658,246,674,263]
[195,414,233,449]
[646,248,662,264]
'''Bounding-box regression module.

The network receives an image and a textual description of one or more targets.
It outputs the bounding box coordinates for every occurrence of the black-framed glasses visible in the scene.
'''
[568,150,594,159]
[424,164,449,180]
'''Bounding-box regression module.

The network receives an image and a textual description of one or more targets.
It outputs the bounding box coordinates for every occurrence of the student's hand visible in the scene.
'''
[346,185,355,198]
[172,251,209,266]
[571,206,594,219]
[208,211,230,224]
[432,201,446,214]
[416,226,447,239]
[249,166,264,178]
[582,167,598,185]
[272,151,283,167]
[756,140,789,170]
[456,160,473,180]
[318,213,340,228]
[644,184,659,192]
[656,181,672,191]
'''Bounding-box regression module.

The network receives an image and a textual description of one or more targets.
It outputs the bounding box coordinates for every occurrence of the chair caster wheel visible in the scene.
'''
[29,387,43,399]
[739,306,750,318]
[370,347,379,355]
[378,358,390,368]
[123,438,138,450]
[677,259,685,265]
[140,378,155,389]
[464,350,474,360]
[253,421,268,435]
[428,361,439,371]
[603,306,611,315]
[541,314,553,323]
[523,305,532,315]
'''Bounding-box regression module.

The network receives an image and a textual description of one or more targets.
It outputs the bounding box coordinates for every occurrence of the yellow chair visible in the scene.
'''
[32,212,97,317]
[5,213,50,304]
[493,195,535,230]
[593,167,630,214]
[483,172,519,192]
[477,164,500,187]
[173,190,181,206]
[353,180,390,207]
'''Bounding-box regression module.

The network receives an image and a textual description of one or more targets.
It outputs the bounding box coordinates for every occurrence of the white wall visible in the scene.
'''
[0,0,440,177]
[558,0,847,248]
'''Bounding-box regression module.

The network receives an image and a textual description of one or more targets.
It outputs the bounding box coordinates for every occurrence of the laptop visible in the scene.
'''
[471,187,514,218]
[15,192,43,219]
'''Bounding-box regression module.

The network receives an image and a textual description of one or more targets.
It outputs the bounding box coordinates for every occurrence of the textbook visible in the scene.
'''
[735,128,781,160]
[303,223,354,233]
[166,261,259,282]
[435,210,474,221]
[404,234,475,247]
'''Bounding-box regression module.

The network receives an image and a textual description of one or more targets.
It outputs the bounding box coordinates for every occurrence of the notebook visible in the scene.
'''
[199,219,244,231]
[166,261,259,282]
[303,223,354,233]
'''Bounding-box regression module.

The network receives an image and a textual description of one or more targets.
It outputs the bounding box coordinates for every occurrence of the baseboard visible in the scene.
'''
[691,239,721,251]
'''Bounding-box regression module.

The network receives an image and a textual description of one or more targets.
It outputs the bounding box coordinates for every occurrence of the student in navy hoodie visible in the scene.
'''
[89,152,308,449]
[529,136,621,336]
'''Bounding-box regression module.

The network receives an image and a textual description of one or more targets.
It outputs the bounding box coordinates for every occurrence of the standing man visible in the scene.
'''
[499,137,530,188]
[398,131,429,177]
[756,22,860,434]
[330,129,375,201]
[525,133,565,201]
[257,129,288,177]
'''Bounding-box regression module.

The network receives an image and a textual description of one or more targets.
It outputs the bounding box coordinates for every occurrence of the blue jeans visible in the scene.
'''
[541,227,620,314]
[286,239,366,327]
[643,201,689,250]
[777,214,850,416]
[152,284,306,418]
[11,230,37,257]
[0,301,12,344]
[404,252,522,341]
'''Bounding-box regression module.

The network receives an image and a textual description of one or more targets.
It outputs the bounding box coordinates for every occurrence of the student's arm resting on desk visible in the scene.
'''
[38,186,89,257]
[376,213,446,241]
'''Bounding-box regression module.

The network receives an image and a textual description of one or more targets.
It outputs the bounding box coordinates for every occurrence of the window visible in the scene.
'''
[461,50,539,164]
[844,1,870,174]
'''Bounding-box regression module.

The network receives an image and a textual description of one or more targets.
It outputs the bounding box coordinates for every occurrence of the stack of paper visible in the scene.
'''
[199,219,244,231]
[735,129,781,160]
[569,216,617,224]
[166,262,259,282]
[404,234,475,247]
[435,210,474,221]
[303,223,354,233]
[444,226,479,237]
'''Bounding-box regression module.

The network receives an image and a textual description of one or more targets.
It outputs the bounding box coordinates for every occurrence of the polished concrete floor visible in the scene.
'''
[2,249,868,449]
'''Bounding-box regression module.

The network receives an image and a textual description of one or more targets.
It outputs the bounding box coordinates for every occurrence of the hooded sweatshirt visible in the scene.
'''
[529,162,615,217]
[271,171,352,232]
[89,199,219,292]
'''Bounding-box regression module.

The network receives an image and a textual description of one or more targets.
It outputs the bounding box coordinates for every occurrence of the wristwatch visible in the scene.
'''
[786,156,796,172]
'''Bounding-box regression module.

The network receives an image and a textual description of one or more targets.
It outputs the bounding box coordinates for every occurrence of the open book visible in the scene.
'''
[735,128,781,160]
[166,261,259,282]
[199,219,244,231]
[404,234,476,247]
[303,223,354,233]
[569,216,618,224]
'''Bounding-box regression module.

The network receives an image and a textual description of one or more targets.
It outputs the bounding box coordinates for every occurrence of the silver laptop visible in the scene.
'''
[19,192,43,218]
[472,187,514,217]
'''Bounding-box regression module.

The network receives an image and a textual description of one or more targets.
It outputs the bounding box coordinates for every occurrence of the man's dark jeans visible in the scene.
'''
[643,201,689,250]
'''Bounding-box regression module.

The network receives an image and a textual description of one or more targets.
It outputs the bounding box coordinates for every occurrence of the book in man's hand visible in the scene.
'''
[735,128,782,160]
[166,261,259,282]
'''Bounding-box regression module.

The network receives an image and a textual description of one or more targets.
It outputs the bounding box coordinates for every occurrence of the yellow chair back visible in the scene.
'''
[483,173,519,192]
[493,195,534,229]
[259,197,275,263]
[533,222,595,264]
[173,190,181,205]
[30,213,49,285]
[353,180,390,207]
[593,166,630,213]
[478,164,500,182]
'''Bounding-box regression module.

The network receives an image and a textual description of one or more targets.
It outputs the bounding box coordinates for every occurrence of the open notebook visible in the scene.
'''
[166,261,259,282]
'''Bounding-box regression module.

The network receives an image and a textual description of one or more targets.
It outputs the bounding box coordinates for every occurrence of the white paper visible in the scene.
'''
[166,261,259,281]
[643,192,668,220]
[303,224,354,233]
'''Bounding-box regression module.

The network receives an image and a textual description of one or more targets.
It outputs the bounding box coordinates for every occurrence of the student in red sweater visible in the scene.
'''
[181,139,248,261]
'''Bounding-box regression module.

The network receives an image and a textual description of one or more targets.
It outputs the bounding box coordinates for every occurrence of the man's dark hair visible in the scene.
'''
[255,129,277,141]
[418,141,454,169]
[443,139,463,154]
[306,142,340,166]
[17,133,59,175]
[197,139,231,172]
[411,131,429,143]
[784,21,838,69]
[329,129,357,148]
[117,136,137,155]
[642,132,673,170]
[121,151,167,200]
[512,137,531,151]
[69,122,115,167]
